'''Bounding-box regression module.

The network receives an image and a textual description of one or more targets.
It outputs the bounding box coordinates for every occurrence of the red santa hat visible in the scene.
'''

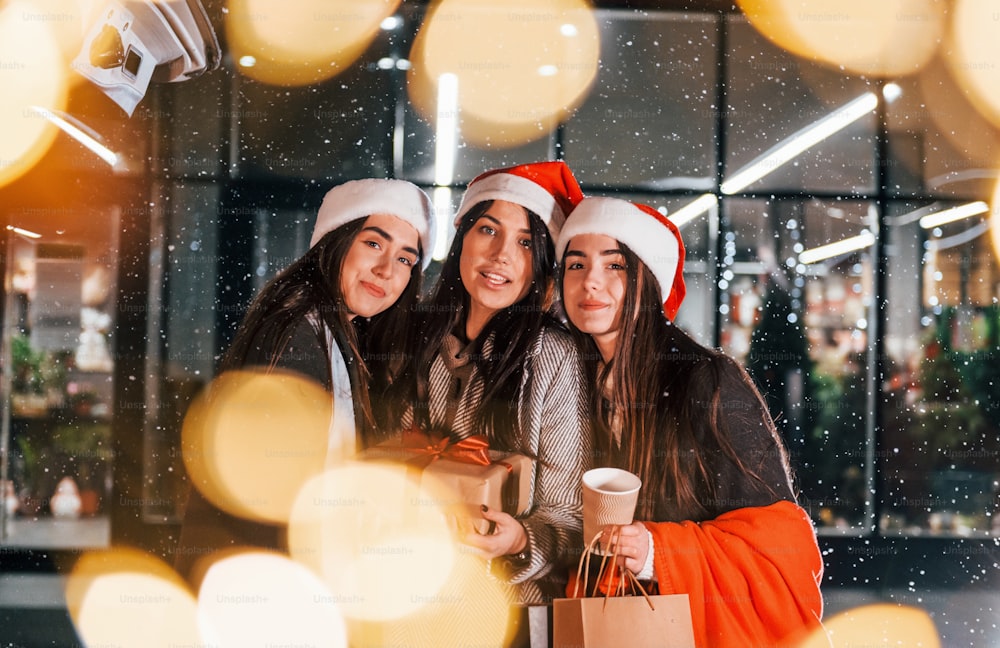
[310,179,436,268]
[454,160,584,238]
[557,196,687,321]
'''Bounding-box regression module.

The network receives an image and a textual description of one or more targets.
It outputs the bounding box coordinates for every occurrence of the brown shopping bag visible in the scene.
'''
[552,530,696,648]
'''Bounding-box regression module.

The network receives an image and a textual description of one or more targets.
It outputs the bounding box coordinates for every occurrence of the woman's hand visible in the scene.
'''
[601,521,650,574]
[461,506,528,560]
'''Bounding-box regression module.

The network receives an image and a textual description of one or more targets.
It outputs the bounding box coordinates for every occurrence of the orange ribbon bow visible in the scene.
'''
[400,426,492,466]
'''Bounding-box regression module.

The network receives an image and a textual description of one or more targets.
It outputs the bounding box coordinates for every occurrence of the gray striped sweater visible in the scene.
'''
[426,324,591,605]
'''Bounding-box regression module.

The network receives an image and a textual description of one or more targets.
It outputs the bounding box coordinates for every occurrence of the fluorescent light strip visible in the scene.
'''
[664,93,880,226]
[31,106,118,167]
[668,193,717,228]
[6,225,42,239]
[720,92,878,195]
[432,187,453,261]
[798,231,876,265]
[434,73,458,187]
[918,201,989,229]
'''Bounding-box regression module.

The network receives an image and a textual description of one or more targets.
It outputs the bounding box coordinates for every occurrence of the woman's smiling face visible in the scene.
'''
[339,213,420,319]
[459,200,534,339]
[562,233,628,362]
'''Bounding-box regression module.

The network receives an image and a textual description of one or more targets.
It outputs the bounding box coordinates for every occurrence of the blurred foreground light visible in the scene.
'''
[796,603,940,647]
[65,547,200,648]
[25,0,101,70]
[918,56,1000,175]
[408,0,599,148]
[945,0,1000,128]
[197,551,347,648]
[384,550,514,648]
[0,1,69,187]
[181,369,335,525]
[992,181,1000,265]
[226,0,402,86]
[288,464,512,646]
[736,0,944,77]
[287,463,457,622]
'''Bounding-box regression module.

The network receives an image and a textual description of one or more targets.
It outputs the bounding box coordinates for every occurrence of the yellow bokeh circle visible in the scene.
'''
[226,0,402,86]
[181,369,334,525]
[737,0,944,77]
[945,0,1000,128]
[0,1,69,187]
[407,0,600,148]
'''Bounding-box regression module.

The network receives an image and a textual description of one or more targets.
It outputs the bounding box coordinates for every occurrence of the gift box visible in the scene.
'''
[360,429,533,535]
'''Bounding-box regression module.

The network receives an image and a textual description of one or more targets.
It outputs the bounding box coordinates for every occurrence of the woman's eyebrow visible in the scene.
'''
[564,248,623,257]
[479,213,531,235]
[362,226,419,256]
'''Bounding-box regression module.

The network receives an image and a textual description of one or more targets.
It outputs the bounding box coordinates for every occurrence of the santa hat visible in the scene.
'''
[310,179,436,268]
[557,196,687,321]
[454,160,584,238]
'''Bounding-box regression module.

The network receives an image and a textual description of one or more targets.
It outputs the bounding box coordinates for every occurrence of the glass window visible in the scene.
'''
[882,199,1000,536]
[155,67,227,179]
[564,12,719,189]
[724,17,876,196]
[234,55,396,181]
[720,197,875,532]
[2,207,119,548]
[141,181,221,523]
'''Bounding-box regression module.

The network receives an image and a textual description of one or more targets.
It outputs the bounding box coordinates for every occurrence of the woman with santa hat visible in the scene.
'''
[409,160,591,605]
[175,178,436,579]
[557,196,824,647]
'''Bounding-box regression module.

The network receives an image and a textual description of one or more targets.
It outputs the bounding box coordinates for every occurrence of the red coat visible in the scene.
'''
[644,500,824,647]
[566,501,823,647]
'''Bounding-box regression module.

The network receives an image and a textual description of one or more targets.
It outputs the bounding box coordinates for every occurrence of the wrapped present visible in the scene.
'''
[360,428,533,535]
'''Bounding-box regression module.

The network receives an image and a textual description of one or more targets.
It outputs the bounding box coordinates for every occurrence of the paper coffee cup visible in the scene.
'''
[582,467,641,555]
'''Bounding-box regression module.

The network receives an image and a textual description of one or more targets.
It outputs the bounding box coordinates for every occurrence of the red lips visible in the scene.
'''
[360,281,386,298]
[578,299,608,311]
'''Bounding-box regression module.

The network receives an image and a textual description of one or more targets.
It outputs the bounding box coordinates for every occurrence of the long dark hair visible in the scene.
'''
[222,218,423,441]
[414,200,557,451]
[564,245,783,521]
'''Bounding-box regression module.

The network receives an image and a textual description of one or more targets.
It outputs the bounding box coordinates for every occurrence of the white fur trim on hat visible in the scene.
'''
[310,179,436,268]
[454,173,564,234]
[557,196,681,308]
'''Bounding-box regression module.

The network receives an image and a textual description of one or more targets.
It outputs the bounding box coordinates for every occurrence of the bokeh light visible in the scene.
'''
[35,0,104,69]
[991,182,1000,265]
[196,551,347,648]
[796,603,940,647]
[382,551,514,647]
[181,369,335,524]
[0,0,69,187]
[917,56,1000,182]
[945,0,1000,128]
[287,463,457,622]
[737,0,944,77]
[65,547,200,648]
[288,462,513,646]
[407,0,599,148]
[225,0,402,86]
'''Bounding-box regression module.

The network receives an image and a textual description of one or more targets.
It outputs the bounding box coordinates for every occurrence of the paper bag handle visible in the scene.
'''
[572,527,656,611]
